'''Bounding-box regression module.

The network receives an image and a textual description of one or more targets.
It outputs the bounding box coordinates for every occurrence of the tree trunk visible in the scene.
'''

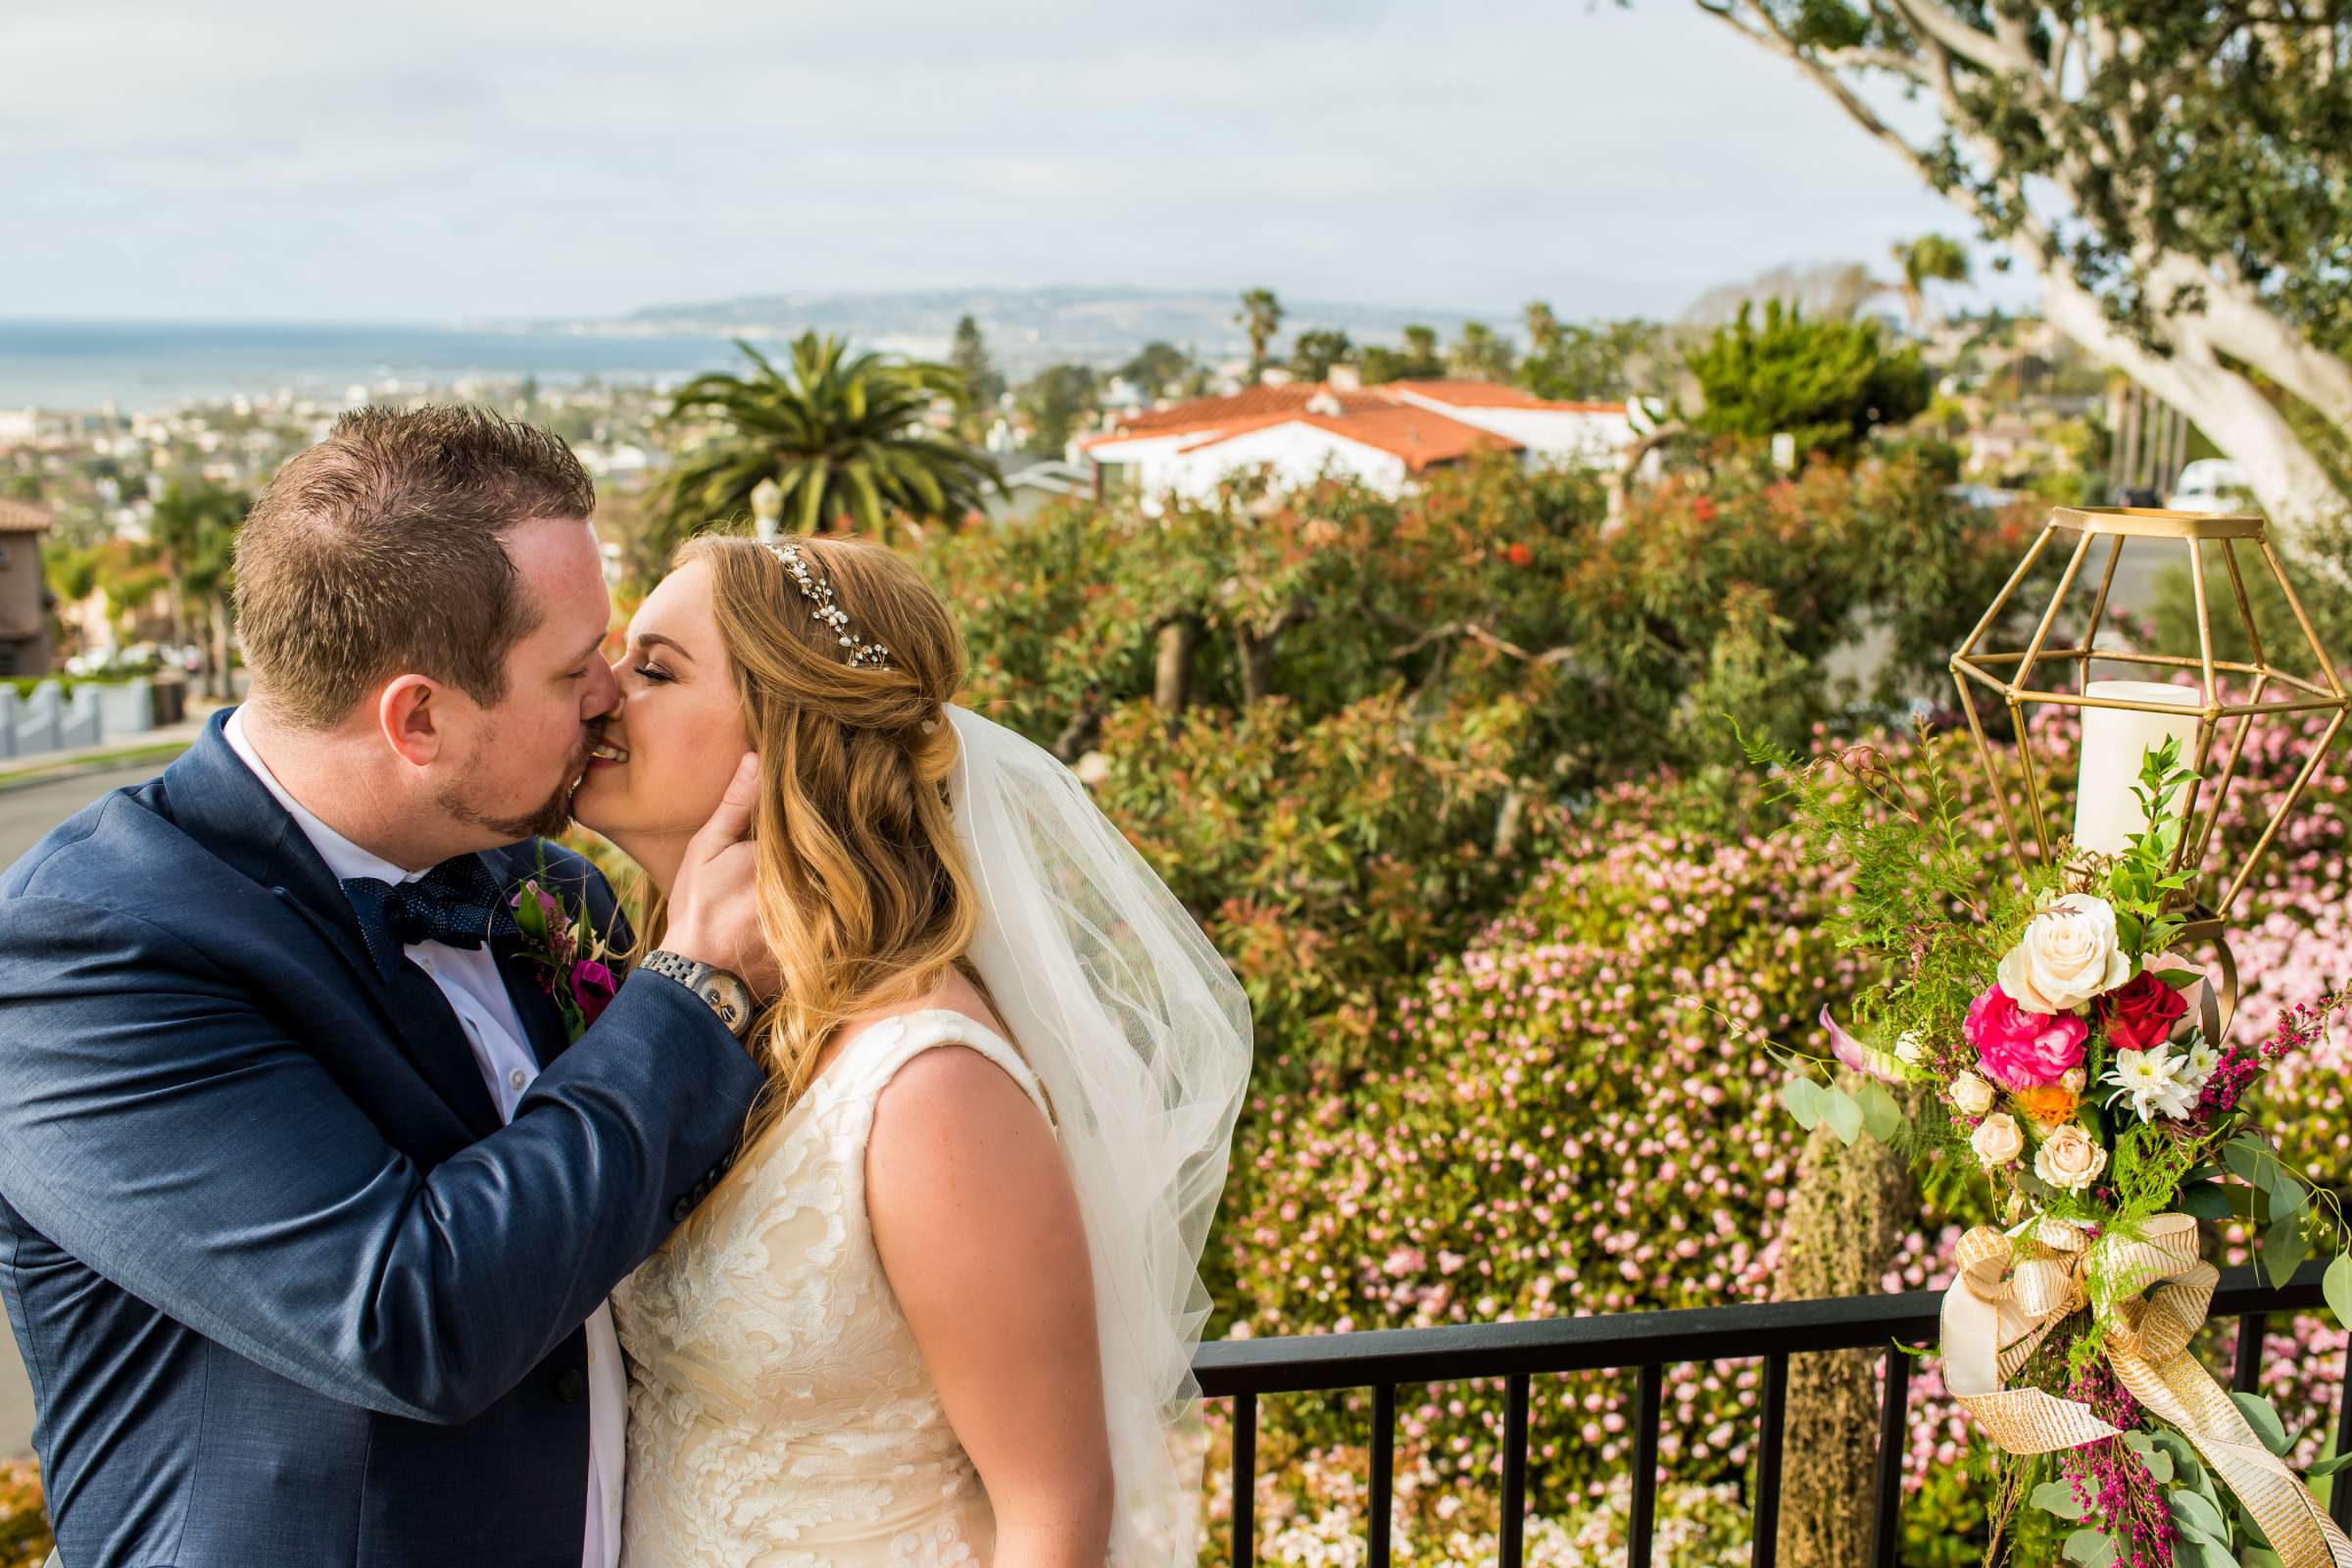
[1770,1105,1917,1568]
[2038,269,2349,535]
[1153,617,1198,715]
[207,597,233,701]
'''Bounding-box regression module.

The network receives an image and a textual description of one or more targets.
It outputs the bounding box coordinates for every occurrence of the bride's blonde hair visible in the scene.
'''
[667,532,979,1148]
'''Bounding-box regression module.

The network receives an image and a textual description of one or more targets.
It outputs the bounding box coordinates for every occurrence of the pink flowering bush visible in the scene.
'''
[1211,772,1862,1548]
[1198,710,2352,1566]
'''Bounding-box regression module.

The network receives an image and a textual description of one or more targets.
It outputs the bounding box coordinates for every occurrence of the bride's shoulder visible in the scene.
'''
[859,1005,1070,1269]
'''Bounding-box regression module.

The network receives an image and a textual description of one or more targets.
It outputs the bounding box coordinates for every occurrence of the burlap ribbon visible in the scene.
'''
[1940,1212,2352,1568]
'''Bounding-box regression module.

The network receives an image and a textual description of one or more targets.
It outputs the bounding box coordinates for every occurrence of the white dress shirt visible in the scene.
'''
[225,709,625,1568]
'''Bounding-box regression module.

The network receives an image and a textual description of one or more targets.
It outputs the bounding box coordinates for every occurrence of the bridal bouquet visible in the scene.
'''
[1746,725,2352,1568]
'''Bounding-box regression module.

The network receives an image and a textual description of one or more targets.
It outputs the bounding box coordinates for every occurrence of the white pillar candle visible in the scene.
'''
[2073,680,2204,858]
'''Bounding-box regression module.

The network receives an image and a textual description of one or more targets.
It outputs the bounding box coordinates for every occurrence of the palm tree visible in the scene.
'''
[147,480,245,698]
[1886,234,1971,332]
[1235,288,1285,377]
[1523,300,1562,355]
[655,334,1001,546]
[1448,320,1514,381]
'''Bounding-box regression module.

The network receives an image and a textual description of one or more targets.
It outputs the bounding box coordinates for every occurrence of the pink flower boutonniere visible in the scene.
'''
[510,870,617,1043]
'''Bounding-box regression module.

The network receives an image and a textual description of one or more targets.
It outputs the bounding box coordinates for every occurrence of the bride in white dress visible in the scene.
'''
[570,533,1250,1567]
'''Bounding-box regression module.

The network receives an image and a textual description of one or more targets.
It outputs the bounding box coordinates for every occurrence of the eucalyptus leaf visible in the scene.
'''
[2150,1429,2205,1494]
[1781,1077,1823,1130]
[2264,1214,2312,1290]
[2169,1487,2230,1547]
[1854,1079,1905,1144]
[2245,1549,2289,1568]
[2177,1182,2235,1221]
[2270,1175,2310,1225]
[1824,1087,1864,1146]
[2230,1391,2292,1457]
[2224,1136,2278,1190]
[2326,1252,2352,1329]
[2155,968,2202,988]
[2063,1527,2120,1567]
[2031,1480,2088,1521]
[2307,1452,2352,1479]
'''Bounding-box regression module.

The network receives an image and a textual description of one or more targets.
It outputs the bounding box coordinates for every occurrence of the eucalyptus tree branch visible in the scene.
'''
[1879,0,2032,74]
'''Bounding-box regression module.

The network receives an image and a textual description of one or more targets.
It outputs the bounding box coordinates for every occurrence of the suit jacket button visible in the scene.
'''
[556,1368,586,1403]
[671,1196,694,1222]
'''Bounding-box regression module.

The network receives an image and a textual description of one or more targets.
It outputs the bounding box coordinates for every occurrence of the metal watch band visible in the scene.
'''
[640,950,755,1040]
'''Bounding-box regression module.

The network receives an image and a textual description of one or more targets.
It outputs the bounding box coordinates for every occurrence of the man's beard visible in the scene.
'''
[437,731,591,844]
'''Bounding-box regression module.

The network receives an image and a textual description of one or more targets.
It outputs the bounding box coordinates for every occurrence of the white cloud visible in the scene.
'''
[0,0,2026,321]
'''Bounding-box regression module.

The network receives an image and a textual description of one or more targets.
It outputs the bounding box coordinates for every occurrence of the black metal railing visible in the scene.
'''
[1194,1259,2352,1568]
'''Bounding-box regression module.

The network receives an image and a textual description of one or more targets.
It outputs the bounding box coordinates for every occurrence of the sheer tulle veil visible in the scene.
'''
[944,705,1253,1562]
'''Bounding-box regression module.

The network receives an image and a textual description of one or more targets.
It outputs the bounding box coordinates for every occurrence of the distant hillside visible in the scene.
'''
[608,286,1495,375]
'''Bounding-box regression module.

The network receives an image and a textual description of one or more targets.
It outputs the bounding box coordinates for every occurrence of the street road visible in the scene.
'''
[0,760,172,1458]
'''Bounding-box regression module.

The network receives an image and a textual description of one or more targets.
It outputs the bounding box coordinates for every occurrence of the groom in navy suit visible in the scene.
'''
[0,407,770,1567]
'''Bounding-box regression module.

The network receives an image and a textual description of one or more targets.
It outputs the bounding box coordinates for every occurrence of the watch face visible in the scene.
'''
[699,975,754,1034]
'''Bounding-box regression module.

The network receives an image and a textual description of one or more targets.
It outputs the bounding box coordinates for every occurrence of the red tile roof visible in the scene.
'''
[1385,379,1628,414]
[0,498,54,534]
[1179,406,1520,472]
[1082,377,1622,472]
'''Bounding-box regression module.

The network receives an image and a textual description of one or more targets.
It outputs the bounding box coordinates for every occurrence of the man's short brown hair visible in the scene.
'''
[232,405,596,728]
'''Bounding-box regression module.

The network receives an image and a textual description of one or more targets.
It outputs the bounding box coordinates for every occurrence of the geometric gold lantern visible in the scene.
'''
[1949,506,2349,1029]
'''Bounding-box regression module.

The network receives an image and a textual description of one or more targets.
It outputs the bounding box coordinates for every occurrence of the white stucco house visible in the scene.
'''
[1077,378,1635,508]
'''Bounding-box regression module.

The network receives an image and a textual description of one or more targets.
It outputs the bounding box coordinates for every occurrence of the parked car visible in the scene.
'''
[2167,458,2254,514]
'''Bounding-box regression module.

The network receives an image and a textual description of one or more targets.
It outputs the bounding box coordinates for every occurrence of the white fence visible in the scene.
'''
[0,678,153,760]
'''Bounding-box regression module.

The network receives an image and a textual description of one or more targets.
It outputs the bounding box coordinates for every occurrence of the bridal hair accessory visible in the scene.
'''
[765,539,891,669]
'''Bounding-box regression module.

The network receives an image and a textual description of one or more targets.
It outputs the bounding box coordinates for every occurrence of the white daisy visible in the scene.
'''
[2104,1046,2197,1123]
[2176,1033,2222,1097]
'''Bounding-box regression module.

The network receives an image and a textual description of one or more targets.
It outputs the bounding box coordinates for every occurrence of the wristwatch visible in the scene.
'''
[640,951,758,1041]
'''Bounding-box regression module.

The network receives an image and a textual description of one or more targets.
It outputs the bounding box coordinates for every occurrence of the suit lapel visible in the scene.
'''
[495,934,572,1072]
[161,712,504,1140]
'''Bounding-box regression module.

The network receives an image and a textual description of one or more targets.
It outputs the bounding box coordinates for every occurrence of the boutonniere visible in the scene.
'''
[509,858,619,1044]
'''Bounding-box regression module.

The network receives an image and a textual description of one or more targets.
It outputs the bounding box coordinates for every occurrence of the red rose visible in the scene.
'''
[1505,542,1535,567]
[2099,969,2188,1053]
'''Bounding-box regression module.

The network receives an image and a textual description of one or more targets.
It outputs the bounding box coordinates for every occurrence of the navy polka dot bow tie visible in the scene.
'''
[338,855,520,982]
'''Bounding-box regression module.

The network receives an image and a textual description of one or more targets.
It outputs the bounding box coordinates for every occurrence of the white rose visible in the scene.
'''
[1951,1071,1996,1116]
[2033,1123,2109,1193]
[1997,895,2134,1014]
[1971,1111,2024,1168]
[1894,1031,1925,1066]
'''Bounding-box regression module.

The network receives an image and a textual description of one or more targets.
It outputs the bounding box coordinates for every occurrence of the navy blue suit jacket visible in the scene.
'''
[0,712,764,1567]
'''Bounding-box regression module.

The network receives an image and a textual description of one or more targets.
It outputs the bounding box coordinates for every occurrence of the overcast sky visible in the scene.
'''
[2,0,2030,324]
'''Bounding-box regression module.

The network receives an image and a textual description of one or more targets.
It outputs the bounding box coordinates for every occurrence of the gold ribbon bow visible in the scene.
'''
[1940,1213,2352,1568]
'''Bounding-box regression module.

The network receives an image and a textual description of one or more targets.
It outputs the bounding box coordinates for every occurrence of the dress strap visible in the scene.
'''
[838,1007,1055,1130]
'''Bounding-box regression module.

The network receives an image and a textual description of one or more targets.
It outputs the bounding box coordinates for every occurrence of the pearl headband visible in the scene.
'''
[766,539,891,670]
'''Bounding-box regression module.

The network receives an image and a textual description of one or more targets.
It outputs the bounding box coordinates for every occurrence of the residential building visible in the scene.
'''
[1078,378,1634,507]
[0,498,53,676]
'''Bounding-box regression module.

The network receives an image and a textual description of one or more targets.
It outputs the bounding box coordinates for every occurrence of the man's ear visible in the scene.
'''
[377,675,446,767]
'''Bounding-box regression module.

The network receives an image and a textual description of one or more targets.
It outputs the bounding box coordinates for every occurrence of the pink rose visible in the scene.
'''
[571,960,617,1027]
[1964,982,2087,1090]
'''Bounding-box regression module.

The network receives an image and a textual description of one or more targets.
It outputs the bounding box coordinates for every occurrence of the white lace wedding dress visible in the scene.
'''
[610,1008,1054,1568]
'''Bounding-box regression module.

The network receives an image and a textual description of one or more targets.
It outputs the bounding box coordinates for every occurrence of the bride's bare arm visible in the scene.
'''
[867,1043,1115,1566]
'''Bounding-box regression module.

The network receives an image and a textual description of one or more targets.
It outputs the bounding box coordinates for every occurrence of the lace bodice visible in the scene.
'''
[611,1009,1053,1568]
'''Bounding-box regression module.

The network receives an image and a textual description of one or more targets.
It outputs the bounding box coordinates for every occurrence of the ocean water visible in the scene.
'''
[0,319,762,413]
